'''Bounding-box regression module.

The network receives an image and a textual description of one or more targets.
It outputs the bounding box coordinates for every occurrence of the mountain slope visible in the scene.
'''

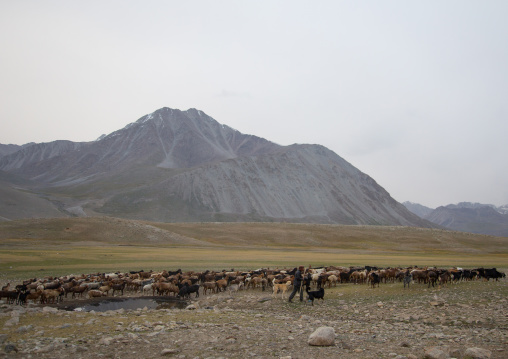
[403,201,434,218]
[0,107,434,227]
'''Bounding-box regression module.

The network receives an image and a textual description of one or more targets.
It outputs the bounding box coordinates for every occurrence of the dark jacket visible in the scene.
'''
[294,269,303,286]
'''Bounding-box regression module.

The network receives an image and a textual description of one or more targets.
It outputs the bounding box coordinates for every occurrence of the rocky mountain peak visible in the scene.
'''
[0,107,434,227]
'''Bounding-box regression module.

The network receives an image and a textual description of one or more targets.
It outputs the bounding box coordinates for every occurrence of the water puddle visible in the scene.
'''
[56,296,188,312]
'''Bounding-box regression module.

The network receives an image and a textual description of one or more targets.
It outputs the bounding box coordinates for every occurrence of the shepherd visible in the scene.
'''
[288,265,305,303]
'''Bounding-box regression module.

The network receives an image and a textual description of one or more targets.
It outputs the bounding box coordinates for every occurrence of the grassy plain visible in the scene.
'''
[0,217,507,281]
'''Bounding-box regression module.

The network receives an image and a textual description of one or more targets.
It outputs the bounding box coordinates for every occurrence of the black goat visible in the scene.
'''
[178,284,200,299]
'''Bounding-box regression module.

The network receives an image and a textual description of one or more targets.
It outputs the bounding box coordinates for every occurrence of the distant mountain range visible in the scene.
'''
[0,107,432,227]
[403,201,508,237]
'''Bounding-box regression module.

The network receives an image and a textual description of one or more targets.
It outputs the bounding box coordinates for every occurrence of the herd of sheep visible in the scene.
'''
[0,265,504,306]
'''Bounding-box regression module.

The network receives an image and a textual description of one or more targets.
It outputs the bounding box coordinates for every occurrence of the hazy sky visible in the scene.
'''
[1,1,507,208]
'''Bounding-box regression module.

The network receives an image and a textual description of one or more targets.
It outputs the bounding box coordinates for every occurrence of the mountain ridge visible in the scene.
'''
[403,201,508,237]
[0,107,434,228]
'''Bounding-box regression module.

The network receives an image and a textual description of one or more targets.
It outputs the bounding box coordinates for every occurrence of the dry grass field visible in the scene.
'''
[0,217,507,280]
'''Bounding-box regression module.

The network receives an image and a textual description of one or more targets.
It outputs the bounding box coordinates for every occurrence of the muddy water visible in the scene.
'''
[55,296,188,312]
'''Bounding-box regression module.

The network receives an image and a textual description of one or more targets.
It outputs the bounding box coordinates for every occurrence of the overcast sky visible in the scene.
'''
[1,1,507,208]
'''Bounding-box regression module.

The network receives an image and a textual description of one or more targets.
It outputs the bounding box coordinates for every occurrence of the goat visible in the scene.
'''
[178,284,200,299]
[369,272,380,288]
[69,285,87,298]
[439,271,451,287]
[111,281,126,296]
[154,282,179,296]
[26,290,43,304]
[202,281,216,295]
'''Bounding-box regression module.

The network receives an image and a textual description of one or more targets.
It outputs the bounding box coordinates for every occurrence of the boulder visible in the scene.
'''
[308,326,335,346]
[464,347,492,359]
[423,347,448,359]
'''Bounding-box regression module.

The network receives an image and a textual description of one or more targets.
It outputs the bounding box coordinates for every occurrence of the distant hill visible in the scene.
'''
[402,201,434,218]
[403,201,508,237]
[0,107,433,227]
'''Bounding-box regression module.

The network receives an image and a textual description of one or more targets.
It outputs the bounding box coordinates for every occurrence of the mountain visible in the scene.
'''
[404,201,508,237]
[402,201,434,218]
[0,107,433,227]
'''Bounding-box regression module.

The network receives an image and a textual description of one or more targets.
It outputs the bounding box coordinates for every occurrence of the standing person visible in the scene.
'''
[288,265,305,302]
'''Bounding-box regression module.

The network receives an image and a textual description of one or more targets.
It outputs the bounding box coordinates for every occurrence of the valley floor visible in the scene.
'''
[1,279,507,359]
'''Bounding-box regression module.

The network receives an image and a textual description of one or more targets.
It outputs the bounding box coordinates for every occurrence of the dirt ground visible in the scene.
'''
[1,280,507,359]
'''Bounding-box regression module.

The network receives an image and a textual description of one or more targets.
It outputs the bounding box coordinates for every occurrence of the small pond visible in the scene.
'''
[55,296,188,312]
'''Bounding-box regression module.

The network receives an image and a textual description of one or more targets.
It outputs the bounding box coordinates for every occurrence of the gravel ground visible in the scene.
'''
[1,280,507,359]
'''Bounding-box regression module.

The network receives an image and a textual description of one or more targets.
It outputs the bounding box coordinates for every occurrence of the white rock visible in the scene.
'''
[161,348,180,356]
[423,347,448,359]
[98,337,113,346]
[42,306,58,313]
[308,326,335,346]
[464,347,492,359]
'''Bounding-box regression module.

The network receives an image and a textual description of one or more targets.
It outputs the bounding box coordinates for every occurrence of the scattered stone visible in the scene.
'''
[72,345,89,353]
[98,337,114,346]
[161,348,180,356]
[423,347,448,359]
[308,326,335,346]
[464,347,492,359]
[3,317,19,327]
[42,306,58,313]
[16,324,32,333]
[0,335,7,345]
[429,301,445,307]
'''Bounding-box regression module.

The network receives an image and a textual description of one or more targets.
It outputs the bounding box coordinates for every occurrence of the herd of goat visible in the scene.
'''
[0,266,505,306]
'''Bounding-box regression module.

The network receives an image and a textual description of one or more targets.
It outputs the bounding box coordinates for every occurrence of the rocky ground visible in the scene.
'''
[1,280,507,359]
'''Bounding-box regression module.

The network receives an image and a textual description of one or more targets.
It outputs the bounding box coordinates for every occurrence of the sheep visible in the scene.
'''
[26,290,43,304]
[69,285,88,298]
[327,274,338,288]
[228,282,243,296]
[99,282,112,296]
[155,282,179,296]
[41,288,64,304]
